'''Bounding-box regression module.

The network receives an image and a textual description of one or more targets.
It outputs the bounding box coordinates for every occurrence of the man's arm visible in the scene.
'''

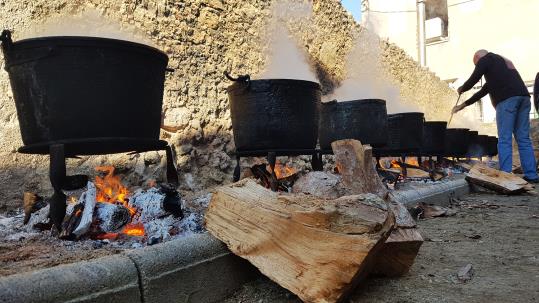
[458,57,488,94]
[464,83,489,106]
[452,83,489,113]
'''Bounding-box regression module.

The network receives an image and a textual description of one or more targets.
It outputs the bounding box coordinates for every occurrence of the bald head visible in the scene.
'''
[473,49,488,65]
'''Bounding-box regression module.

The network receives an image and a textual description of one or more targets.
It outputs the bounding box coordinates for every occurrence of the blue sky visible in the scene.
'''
[341,0,362,21]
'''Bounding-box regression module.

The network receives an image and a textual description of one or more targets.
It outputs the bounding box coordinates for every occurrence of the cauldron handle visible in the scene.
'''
[0,30,13,50]
[224,71,250,82]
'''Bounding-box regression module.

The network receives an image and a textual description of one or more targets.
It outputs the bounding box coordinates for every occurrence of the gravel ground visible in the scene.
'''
[224,192,539,303]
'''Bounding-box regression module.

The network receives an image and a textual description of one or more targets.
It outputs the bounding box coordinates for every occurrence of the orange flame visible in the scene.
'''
[123,223,145,237]
[267,161,297,179]
[93,166,145,237]
[94,166,136,216]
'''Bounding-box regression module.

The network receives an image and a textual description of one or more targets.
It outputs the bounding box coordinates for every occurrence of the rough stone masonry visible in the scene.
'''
[0,0,457,210]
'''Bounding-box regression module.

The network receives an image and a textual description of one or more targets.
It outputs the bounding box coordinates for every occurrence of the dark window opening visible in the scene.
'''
[425,0,449,42]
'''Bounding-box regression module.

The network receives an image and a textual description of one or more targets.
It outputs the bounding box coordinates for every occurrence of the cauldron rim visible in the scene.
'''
[388,112,424,118]
[321,98,386,106]
[226,78,320,93]
[4,35,168,62]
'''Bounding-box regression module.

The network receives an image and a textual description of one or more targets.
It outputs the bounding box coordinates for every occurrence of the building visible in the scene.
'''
[363,0,539,122]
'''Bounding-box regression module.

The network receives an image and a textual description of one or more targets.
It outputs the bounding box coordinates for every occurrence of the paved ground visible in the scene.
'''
[225,192,539,303]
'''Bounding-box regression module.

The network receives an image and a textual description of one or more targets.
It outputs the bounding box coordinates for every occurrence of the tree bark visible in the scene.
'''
[206,179,395,303]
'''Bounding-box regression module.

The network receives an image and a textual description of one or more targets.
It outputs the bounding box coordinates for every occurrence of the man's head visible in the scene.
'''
[473,49,488,65]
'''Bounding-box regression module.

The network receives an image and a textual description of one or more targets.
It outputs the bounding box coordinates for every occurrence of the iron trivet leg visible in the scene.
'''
[311,152,323,171]
[49,144,67,231]
[165,145,179,186]
[267,152,278,191]
[233,155,241,182]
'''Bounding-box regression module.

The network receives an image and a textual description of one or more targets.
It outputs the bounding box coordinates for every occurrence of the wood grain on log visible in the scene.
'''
[331,139,387,198]
[206,179,395,303]
[466,163,530,194]
[371,228,423,277]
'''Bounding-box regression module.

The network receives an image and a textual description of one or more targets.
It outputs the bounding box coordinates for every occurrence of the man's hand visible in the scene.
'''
[457,86,464,94]
[452,103,466,114]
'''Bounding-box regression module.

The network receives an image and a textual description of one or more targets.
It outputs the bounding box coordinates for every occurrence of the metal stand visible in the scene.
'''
[46,143,179,231]
[232,149,327,183]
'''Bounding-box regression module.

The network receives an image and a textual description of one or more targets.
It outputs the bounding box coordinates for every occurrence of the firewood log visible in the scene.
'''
[371,195,423,277]
[331,139,388,198]
[72,182,97,237]
[205,179,395,303]
[466,163,531,194]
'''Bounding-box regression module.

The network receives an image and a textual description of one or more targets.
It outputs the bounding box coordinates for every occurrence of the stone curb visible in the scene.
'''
[0,233,259,303]
[392,178,470,207]
[125,233,259,303]
[0,254,141,303]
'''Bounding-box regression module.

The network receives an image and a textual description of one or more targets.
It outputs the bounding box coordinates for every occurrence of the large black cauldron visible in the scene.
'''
[422,121,447,155]
[444,128,470,157]
[319,99,388,150]
[226,75,320,151]
[375,112,424,156]
[0,30,169,155]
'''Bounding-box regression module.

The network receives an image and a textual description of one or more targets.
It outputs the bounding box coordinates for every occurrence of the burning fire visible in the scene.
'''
[389,157,420,169]
[94,166,136,215]
[94,166,144,237]
[267,161,297,179]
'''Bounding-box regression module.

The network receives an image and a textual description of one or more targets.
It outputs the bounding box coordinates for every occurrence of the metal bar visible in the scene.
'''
[267,152,278,192]
[165,145,179,186]
[234,155,241,182]
[49,144,67,231]
[417,0,427,67]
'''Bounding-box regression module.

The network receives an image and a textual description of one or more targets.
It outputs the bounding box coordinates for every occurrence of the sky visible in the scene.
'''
[341,0,362,21]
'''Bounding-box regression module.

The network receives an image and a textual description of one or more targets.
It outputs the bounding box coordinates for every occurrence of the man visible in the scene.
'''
[452,49,538,183]
[534,72,539,113]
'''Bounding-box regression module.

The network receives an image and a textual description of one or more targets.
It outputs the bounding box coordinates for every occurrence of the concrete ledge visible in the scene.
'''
[0,254,141,303]
[0,233,258,303]
[125,233,259,303]
[392,178,470,207]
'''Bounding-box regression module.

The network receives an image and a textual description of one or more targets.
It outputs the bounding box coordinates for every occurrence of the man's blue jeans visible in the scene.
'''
[496,96,538,179]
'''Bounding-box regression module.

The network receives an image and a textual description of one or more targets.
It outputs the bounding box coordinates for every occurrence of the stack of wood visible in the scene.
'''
[465,163,534,194]
[205,139,423,302]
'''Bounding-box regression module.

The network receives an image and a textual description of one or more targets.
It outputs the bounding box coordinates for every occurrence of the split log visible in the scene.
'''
[331,139,387,197]
[72,182,97,237]
[372,197,423,277]
[371,228,423,277]
[465,163,531,194]
[292,171,348,199]
[206,179,395,303]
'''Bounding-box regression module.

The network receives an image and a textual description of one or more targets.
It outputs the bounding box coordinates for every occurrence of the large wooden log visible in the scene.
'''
[466,163,531,194]
[331,139,387,198]
[372,197,423,277]
[206,179,395,303]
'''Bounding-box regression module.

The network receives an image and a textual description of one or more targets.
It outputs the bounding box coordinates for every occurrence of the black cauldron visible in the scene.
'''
[466,131,479,157]
[422,121,447,155]
[226,74,320,151]
[444,128,470,157]
[0,30,169,155]
[318,99,388,150]
[487,136,499,156]
[375,112,424,156]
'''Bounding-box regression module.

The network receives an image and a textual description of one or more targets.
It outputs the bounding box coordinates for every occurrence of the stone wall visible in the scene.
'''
[0,0,458,210]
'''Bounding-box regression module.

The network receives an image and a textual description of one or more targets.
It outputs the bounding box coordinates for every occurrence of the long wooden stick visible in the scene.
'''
[447,94,462,127]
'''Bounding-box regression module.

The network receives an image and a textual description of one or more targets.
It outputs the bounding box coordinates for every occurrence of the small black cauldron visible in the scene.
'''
[226,73,321,152]
[422,121,447,156]
[318,99,388,150]
[374,112,424,156]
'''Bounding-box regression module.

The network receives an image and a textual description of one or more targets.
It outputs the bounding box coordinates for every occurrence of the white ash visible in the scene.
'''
[143,215,176,241]
[129,188,167,223]
[25,204,50,232]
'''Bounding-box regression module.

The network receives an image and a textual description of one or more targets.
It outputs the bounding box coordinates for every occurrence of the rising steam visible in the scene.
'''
[256,0,318,82]
[18,9,156,47]
[326,17,418,114]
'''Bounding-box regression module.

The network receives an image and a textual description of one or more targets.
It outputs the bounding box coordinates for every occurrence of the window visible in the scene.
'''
[425,0,448,43]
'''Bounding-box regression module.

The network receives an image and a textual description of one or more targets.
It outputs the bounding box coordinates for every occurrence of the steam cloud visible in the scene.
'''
[326,16,419,114]
[18,9,156,47]
[256,0,318,82]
